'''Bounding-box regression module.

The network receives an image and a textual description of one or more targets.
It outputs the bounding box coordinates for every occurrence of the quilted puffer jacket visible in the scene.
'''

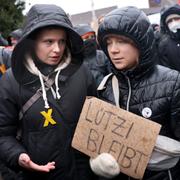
[97,6,180,180]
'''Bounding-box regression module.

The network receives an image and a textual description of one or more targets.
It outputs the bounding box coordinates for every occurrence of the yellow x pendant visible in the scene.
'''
[40,108,57,127]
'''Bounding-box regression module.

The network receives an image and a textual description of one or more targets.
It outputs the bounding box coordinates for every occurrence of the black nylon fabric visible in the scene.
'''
[97,6,180,180]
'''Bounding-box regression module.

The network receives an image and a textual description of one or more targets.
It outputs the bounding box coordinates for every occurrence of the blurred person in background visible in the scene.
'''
[0,29,22,77]
[7,28,22,50]
[0,33,8,47]
[74,24,110,86]
[157,4,180,71]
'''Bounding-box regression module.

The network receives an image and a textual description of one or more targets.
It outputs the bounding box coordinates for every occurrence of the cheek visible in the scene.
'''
[36,45,49,60]
[60,46,67,56]
[36,47,43,57]
[107,48,112,58]
[62,46,66,53]
[135,51,140,63]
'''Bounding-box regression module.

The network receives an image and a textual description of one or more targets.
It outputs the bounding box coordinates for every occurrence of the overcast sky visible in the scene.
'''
[23,0,160,24]
[24,0,149,15]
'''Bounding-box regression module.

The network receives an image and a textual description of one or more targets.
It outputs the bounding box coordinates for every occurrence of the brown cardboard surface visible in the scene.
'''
[72,97,161,179]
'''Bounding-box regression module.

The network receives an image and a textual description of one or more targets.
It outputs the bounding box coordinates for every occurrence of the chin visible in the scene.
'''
[48,61,60,66]
[114,65,124,70]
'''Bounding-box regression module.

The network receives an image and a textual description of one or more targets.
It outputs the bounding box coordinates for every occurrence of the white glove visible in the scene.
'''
[89,153,120,178]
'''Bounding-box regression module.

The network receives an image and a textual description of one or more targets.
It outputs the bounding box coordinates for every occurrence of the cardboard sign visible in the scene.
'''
[72,97,161,179]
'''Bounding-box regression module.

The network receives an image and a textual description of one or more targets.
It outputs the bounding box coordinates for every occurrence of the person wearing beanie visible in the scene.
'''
[74,24,110,87]
[0,4,97,180]
[7,28,22,50]
[0,28,22,77]
[157,4,180,71]
[165,14,180,33]
[0,32,8,47]
[89,6,180,180]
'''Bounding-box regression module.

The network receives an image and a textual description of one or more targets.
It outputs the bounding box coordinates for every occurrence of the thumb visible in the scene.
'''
[18,153,31,168]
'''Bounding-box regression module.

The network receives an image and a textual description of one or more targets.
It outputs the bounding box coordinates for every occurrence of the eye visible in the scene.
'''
[118,40,123,43]
[59,39,66,46]
[44,39,53,45]
[106,40,112,46]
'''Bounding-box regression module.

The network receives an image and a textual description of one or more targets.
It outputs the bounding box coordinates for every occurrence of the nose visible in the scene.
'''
[53,42,61,53]
[109,42,119,54]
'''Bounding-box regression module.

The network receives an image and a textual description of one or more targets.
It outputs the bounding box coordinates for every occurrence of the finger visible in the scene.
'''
[29,161,56,172]
[46,162,56,170]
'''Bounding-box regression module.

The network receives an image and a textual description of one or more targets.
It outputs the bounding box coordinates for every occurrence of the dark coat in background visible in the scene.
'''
[83,49,110,87]
[157,4,180,71]
[74,24,111,87]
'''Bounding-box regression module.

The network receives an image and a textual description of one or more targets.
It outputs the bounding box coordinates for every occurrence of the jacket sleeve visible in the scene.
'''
[170,73,180,140]
[0,72,27,170]
[84,64,97,97]
[157,37,177,70]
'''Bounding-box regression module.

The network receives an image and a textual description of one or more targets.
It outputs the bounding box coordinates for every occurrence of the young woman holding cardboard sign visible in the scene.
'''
[89,6,180,180]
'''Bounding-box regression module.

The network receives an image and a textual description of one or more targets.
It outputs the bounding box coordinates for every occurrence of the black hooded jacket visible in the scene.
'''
[157,4,180,71]
[0,4,97,180]
[97,6,180,180]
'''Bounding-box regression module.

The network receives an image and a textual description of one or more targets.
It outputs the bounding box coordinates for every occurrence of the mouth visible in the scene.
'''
[51,56,60,58]
[50,56,61,60]
[112,58,124,62]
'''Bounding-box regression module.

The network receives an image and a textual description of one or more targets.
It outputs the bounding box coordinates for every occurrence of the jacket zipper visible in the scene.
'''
[125,76,173,180]
[125,76,131,111]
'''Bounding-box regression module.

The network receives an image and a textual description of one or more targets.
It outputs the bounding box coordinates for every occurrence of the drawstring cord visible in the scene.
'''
[50,87,56,99]
[38,69,62,108]
[55,69,61,99]
[168,170,172,180]
[38,70,50,109]
[24,48,71,109]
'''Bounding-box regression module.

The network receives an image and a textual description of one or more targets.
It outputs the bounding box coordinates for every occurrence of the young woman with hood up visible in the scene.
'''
[0,4,97,180]
[88,6,180,180]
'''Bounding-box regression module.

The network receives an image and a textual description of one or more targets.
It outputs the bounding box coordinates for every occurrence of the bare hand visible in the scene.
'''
[18,153,55,172]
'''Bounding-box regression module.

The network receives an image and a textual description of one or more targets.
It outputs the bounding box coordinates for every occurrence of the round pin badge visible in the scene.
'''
[142,107,152,118]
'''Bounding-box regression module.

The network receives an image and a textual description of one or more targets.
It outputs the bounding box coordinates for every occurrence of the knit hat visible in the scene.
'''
[165,14,180,24]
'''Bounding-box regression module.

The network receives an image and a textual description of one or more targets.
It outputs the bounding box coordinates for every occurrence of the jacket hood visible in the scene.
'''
[160,4,180,36]
[11,4,83,84]
[97,6,155,78]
